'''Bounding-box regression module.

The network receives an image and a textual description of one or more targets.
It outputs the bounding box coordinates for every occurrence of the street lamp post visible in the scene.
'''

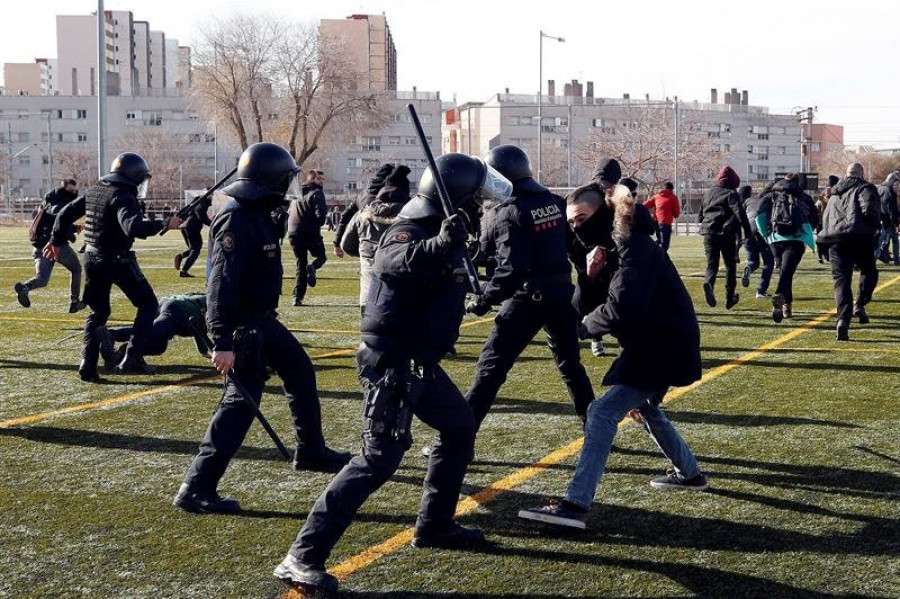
[538,30,564,185]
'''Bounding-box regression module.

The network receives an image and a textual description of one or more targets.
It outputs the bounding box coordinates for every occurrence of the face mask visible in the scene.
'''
[572,207,614,249]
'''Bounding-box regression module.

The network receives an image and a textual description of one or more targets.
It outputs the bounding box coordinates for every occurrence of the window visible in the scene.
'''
[205,134,215,143]
[42,155,49,165]
[388,136,401,145]
[56,133,64,142]
[18,156,30,166]
[720,123,731,133]
[708,131,721,138]
[76,109,87,119]
[774,146,787,155]
[149,112,162,126]
[345,182,358,192]
[721,144,731,153]
[361,136,381,151]
[77,133,88,142]
[757,134,769,140]
[126,110,140,120]
[188,134,202,143]
[346,158,357,168]
[810,142,821,152]
[420,114,432,124]
[404,136,417,145]
[17,132,29,142]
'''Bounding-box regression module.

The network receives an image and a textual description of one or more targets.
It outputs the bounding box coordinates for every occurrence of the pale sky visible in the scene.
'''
[1,0,898,146]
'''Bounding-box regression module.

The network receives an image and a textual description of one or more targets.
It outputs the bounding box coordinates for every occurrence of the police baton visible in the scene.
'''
[190,318,292,462]
[407,103,483,296]
[161,165,239,234]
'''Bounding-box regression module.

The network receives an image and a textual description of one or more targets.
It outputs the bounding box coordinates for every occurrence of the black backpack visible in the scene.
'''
[771,191,801,236]
[28,205,56,247]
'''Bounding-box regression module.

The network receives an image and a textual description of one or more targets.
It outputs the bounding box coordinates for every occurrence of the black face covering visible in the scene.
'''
[572,205,614,249]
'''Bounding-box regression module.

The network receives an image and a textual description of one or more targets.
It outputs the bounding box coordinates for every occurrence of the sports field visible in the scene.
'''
[0,226,897,598]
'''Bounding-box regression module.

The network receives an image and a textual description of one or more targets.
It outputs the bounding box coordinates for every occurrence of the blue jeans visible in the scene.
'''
[565,384,701,509]
[744,236,774,295]
[657,224,672,252]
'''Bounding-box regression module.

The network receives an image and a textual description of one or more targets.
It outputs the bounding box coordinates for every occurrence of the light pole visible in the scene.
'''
[538,30,564,185]
[97,0,108,178]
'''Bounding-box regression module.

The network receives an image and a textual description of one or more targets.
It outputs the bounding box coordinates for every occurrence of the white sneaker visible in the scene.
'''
[591,340,605,357]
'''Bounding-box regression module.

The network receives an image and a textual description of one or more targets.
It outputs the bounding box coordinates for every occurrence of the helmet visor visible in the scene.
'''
[136,176,150,199]
[478,161,513,203]
[284,171,302,200]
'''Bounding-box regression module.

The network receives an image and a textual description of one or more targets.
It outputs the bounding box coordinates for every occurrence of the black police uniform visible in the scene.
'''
[286,215,477,573]
[52,163,165,380]
[175,202,211,276]
[180,195,346,499]
[466,178,595,426]
[287,182,328,304]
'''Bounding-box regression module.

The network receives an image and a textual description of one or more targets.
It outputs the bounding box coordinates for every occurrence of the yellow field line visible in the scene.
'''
[0,349,357,429]
[316,273,900,588]
[0,375,220,429]
[0,315,130,325]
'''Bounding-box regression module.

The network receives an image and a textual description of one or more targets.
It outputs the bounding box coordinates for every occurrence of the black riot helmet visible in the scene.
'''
[222,142,301,205]
[102,152,151,197]
[400,153,513,219]
[484,144,545,194]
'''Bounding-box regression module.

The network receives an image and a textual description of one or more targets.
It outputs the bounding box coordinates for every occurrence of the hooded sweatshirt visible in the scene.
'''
[699,166,751,237]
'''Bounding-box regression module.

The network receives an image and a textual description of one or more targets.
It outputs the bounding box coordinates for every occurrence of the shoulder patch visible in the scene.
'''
[221,231,235,252]
[392,231,411,243]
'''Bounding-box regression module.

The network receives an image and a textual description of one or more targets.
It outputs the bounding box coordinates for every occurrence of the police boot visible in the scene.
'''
[116,344,157,375]
[173,483,241,514]
[78,359,101,383]
[411,521,487,549]
[293,444,352,472]
[79,339,101,383]
[96,326,117,370]
[273,554,339,595]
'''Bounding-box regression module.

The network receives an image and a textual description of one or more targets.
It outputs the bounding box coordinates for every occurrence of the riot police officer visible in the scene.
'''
[174,142,351,515]
[273,153,511,594]
[464,145,595,428]
[45,153,181,381]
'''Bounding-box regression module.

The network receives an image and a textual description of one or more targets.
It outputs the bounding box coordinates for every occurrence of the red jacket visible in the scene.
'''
[644,189,681,225]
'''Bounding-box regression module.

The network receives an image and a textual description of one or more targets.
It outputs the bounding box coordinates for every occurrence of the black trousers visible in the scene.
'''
[183,316,327,493]
[289,235,327,302]
[703,232,738,296]
[289,363,475,569]
[467,293,594,427]
[178,226,204,273]
[828,238,879,326]
[81,251,158,369]
[772,241,806,304]
[109,300,190,356]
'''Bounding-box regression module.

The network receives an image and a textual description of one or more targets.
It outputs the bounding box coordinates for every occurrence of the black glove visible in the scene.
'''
[436,214,468,252]
[576,319,591,340]
[466,296,491,316]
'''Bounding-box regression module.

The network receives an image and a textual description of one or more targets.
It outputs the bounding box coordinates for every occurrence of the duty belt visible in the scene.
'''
[84,245,135,259]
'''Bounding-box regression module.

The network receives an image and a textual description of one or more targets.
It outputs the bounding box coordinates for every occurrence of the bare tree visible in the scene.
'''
[52,147,98,187]
[192,15,385,167]
[575,104,726,195]
[122,129,210,201]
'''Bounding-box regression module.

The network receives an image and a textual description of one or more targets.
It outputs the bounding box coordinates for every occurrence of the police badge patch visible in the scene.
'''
[221,232,235,252]
[392,232,411,243]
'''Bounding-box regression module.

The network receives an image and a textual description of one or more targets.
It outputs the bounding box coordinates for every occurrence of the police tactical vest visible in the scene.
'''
[82,183,118,249]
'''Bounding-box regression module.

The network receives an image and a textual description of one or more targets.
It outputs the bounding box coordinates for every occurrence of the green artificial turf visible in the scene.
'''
[0,226,897,598]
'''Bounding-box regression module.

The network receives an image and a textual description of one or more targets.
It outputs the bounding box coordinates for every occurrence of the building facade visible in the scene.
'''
[0,95,238,200]
[319,14,397,92]
[442,85,803,205]
[808,123,844,171]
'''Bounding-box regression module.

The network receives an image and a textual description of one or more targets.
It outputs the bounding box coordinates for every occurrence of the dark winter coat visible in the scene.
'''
[340,184,409,259]
[699,184,752,238]
[818,176,881,245]
[287,183,327,239]
[581,199,701,391]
